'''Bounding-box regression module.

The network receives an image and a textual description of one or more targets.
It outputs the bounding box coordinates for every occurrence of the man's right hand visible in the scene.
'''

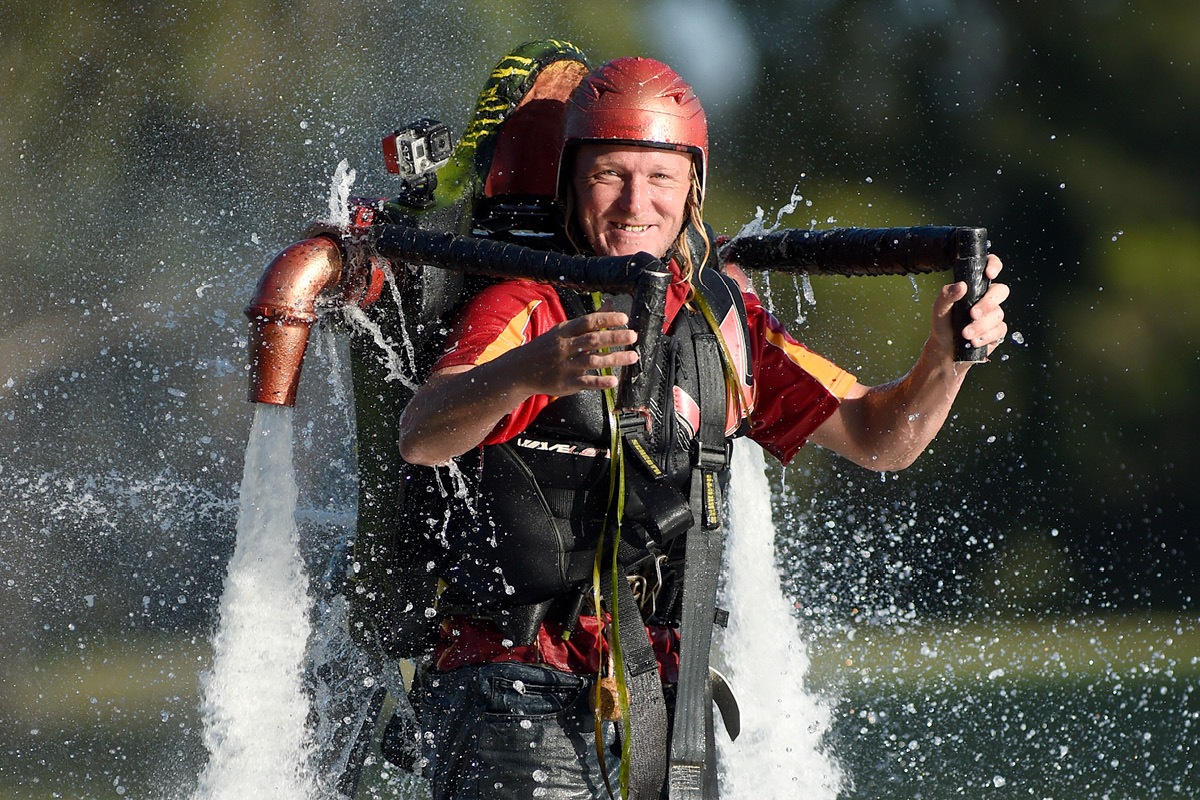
[398,310,637,466]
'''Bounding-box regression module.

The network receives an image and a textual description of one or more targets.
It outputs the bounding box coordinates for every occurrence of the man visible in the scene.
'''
[399,56,1008,799]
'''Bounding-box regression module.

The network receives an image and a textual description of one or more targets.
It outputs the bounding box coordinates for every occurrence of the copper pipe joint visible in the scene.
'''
[245,236,344,406]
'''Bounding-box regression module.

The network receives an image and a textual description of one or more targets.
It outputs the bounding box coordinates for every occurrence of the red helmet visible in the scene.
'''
[561,57,709,193]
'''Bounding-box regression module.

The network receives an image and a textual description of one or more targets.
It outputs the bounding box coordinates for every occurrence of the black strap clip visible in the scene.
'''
[690,438,730,472]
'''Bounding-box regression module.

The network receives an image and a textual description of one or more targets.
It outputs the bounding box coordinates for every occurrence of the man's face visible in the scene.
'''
[571,143,693,259]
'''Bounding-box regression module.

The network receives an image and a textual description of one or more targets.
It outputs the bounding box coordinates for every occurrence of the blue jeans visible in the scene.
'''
[420,662,621,800]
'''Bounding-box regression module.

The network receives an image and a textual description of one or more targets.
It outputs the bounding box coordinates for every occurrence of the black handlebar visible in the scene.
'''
[372,224,675,402]
[722,225,990,362]
[373,224,651,294]
[373,222,991,367]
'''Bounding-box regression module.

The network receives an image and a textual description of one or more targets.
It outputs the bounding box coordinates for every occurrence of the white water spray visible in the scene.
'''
[193,404,315,800]
[326,160,357,229]
[717,439,843,798]
[732,191,817,323]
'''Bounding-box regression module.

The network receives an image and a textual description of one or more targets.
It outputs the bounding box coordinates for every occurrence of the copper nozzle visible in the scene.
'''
[245,236,344,406]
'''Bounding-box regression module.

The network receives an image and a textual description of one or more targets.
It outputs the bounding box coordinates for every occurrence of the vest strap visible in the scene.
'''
[667,312,730,798]
[612,526,671,799]
[667,468,724,799]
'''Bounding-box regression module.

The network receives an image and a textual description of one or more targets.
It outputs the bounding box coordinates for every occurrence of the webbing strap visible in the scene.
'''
[614,572,670,799]
[668,332,728,799]
[591,277,734,799]
[667,473,724,799]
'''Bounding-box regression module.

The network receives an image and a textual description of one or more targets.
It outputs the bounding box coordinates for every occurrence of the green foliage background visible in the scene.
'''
[1,1,1198,798]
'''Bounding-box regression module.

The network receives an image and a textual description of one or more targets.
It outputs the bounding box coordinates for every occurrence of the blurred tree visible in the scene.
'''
[705,0,1200,613]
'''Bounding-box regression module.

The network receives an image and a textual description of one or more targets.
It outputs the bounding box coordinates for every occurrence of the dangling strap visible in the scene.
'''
[613,565,670,799]
[588,291,670,800]
[668,329,730,800]
[586,273,740,799]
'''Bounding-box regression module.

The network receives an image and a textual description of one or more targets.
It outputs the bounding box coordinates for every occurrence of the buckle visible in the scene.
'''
[690,439,728,471]
[617,408,651,436]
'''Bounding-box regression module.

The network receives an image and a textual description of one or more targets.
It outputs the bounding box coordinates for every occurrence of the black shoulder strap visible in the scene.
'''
[667,327,729,799]
[666,254,753,798]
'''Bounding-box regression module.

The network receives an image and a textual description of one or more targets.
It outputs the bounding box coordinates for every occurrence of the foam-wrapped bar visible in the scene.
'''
[723,225,990,362]
[373,224,651,294]
[721,225,978,277]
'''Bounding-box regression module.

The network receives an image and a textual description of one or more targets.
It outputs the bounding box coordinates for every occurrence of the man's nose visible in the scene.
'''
[618,176,647,213]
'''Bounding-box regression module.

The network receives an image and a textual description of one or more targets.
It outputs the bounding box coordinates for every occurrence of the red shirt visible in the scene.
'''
[435,271,857,462]
[434,615,682,684]
[430,268,857,675]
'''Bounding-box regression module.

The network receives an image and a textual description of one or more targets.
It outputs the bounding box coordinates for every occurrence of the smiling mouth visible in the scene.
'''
[613,223,651,232]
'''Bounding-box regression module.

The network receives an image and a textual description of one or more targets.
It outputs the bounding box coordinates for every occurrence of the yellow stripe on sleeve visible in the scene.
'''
[474,299,543,366]
[762,326,858,399]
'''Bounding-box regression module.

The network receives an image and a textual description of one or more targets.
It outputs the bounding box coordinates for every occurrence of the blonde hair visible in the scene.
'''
[672,163,708,291]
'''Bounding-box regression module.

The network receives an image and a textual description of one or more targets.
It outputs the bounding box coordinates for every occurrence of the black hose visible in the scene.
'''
[373,224,653,294]
[720,225,977,277]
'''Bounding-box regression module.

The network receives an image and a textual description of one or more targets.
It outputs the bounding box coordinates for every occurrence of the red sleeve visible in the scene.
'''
[432,280,569,445]
[745,292,858,464]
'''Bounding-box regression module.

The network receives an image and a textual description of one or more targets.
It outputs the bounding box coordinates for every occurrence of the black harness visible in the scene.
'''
[437,260,748,799]
[438,266,748,636]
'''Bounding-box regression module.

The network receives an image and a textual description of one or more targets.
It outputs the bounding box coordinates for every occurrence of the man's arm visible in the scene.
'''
[398,310,638,466]
[808,255,1009,471]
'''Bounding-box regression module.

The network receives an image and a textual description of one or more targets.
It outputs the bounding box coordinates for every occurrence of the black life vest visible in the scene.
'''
[437,262,752,644]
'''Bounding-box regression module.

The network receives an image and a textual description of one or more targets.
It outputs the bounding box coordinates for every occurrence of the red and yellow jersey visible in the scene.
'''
[428,268,857,674]
[433,270,857,464]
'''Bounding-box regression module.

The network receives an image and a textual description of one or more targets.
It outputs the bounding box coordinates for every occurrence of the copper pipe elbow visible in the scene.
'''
[245,236,344,406]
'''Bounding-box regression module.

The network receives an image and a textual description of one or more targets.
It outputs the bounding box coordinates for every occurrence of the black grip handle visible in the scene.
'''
[952,227,990,363]
[723,225,991,363]
[616,270,672,411]
[373,224,652,294]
